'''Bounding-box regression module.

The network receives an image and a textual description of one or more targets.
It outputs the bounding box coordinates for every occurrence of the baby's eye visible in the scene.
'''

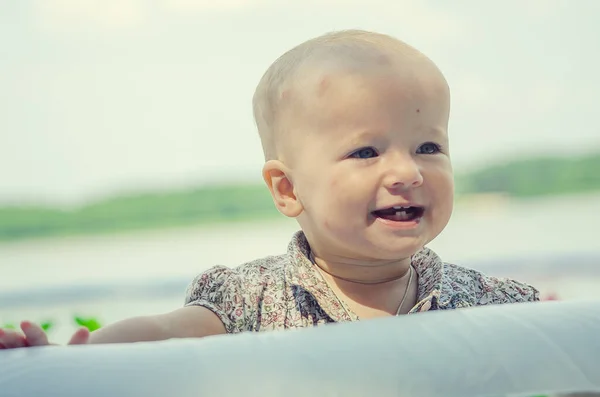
[349,147,379,159]
[416,142,441,155]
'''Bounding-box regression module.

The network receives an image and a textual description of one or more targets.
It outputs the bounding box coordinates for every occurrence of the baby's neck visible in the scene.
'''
[315,262,418,318]
[309,251,412,285]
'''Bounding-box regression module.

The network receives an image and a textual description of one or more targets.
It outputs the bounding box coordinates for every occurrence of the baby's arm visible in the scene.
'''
[88,306,226,344]
[0,306,226,348]
[91,264,245,343]
[1,265,242,349]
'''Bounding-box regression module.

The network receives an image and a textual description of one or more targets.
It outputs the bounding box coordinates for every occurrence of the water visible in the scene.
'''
[1,193,599,343]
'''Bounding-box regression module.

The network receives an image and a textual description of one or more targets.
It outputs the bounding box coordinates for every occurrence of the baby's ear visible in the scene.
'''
[262,160,303,218]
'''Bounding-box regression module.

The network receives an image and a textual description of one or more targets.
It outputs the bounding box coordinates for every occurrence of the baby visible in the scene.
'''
[0,29,538,348]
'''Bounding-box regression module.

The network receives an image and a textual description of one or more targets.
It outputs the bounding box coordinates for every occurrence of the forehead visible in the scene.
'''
[290,60,450,135]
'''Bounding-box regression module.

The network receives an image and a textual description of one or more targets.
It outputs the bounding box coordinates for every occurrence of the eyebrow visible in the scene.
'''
[345,127,448,145]
[422,127,448,140]
[346,130,383,142]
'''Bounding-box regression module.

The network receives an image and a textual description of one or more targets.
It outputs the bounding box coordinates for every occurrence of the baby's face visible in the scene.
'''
[286,60,453,261]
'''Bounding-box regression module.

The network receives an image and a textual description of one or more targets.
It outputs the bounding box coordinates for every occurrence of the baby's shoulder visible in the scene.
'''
[185,254,289,299]
[184,254,290,333]
[443,262,540,305]
[221,254,289,283]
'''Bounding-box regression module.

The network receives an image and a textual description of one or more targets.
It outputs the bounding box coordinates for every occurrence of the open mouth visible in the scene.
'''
[372,206,425,222]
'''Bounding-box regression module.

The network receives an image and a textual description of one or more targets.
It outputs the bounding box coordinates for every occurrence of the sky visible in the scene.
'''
[1,0,599,205]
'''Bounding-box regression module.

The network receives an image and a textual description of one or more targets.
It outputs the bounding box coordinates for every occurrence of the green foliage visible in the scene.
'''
[455,152,600,198]
[0,184,278,241]
[73,316,102,332]
[1,317,101,334]
[40,321,53,332]
[1,322,52,331]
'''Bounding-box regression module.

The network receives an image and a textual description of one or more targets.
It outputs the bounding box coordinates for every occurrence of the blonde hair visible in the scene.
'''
[251,30,429,161]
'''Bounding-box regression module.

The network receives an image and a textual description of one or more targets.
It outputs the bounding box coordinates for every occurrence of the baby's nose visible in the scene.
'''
[383,159,423,188]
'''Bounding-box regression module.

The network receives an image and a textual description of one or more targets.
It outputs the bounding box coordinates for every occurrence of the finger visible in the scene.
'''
[20,321,50,346]
[68,327,90,345]
[0,328,27,349]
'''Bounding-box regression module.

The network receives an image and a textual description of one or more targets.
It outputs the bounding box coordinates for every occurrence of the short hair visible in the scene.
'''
[251,30,429,161]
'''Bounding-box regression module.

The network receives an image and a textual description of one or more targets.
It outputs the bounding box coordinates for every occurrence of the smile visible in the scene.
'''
[371,206,425,223]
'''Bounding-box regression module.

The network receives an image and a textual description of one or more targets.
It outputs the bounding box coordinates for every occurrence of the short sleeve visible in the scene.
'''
[526,282,541,302]
[184,266,249,334]
[504,278,540,303]
[478,275,541,305]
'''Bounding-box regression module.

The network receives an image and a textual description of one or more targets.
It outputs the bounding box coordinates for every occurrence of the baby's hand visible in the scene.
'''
[0,321,89,348]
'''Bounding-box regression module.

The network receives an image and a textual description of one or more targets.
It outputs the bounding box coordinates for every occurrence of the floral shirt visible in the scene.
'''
[184,231,539,333]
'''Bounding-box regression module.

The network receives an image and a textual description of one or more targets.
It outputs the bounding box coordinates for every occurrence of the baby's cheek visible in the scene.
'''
[320,196,350,231]
[328,177,339,190]
[431,195,453,233]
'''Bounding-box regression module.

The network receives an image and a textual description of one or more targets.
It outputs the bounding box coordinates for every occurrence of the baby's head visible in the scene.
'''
[253,30,453,264]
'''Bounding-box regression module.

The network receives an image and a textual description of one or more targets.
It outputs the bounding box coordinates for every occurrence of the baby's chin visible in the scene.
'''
[307,223,432,259]
[352,236,429,261]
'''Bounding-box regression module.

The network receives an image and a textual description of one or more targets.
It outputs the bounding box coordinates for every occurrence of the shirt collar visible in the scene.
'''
[284,231,471,320]
[284,231,355,322]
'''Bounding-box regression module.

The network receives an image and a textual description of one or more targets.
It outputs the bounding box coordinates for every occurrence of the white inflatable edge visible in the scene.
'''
[1,300,599,397]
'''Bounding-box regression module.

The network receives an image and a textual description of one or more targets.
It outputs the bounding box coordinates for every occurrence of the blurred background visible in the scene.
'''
[1,0,599,342]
